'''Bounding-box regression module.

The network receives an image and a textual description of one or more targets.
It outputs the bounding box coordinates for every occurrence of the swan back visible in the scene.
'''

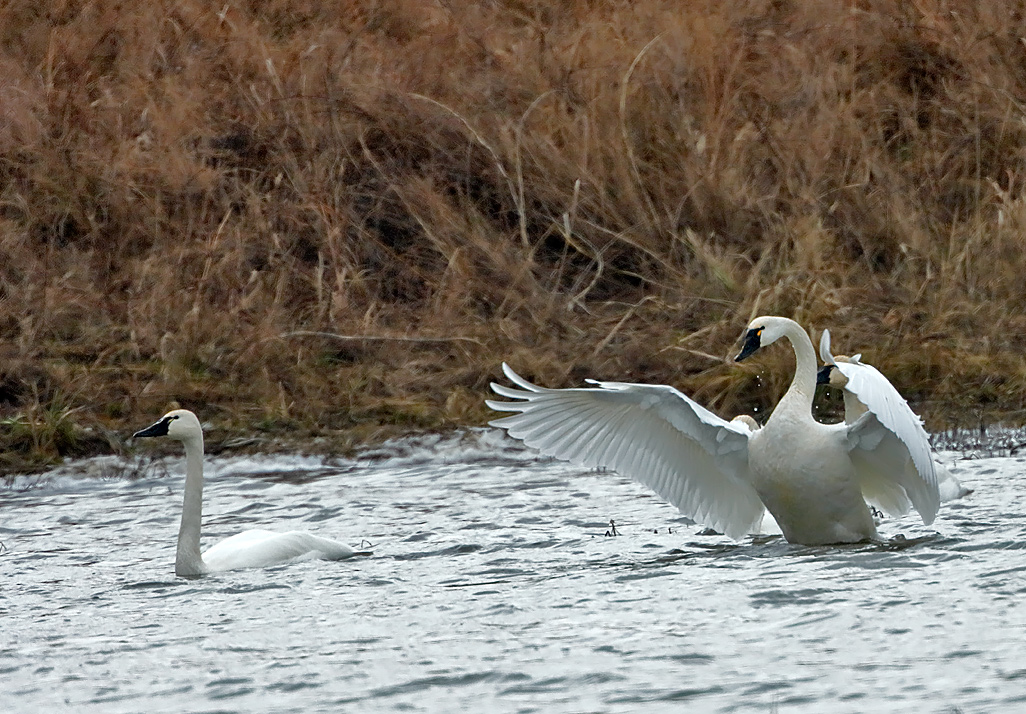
[202,530,355,571]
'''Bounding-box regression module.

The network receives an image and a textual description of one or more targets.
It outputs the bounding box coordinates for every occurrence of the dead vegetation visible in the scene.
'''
[2,0,1026,470]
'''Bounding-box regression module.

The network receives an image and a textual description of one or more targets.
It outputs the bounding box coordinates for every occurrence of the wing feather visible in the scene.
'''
[595,407,634,466]
[847,411,940,524]
[821,329,940,525]
[835,360,936,486]
[487,364,764,539]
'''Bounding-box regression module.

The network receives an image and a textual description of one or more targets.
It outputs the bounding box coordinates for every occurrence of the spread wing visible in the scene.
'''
[835,360,935,482]
[820,330,940,523]
[846,411,940,525]
[486,363,764,539]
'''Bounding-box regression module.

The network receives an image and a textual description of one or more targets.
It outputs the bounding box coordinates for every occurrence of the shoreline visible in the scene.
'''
[4,407,1026,480]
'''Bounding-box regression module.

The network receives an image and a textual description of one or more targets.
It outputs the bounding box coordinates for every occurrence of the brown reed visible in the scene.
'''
[2,0,1026,470]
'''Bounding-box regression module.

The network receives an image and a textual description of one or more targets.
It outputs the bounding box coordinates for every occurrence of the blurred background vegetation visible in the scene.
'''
[3,0,1026,470]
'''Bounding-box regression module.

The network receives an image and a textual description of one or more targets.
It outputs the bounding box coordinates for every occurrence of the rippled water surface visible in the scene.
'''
[2,430,1024,713]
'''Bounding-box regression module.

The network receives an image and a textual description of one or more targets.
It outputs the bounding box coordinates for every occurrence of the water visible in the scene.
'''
[2,429,1024,713]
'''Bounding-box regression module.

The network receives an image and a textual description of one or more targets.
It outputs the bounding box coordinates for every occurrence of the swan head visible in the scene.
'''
[133,409,203,442]
[734,316,794,362]
[817,363,845,387]
[730,414,760,432]
[816,329,860,386]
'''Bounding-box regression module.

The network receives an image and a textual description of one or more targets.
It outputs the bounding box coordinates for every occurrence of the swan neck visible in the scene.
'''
[780,323,818,407]
[176,434,206,576]
[842,391,868,423]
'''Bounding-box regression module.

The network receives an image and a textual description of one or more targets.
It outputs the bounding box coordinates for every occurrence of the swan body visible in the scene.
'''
[487,316,941,545]
[133,409,357,576]
[818,329,969,504]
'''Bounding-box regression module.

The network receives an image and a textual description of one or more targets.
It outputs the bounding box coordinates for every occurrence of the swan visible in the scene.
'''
[133,409,358,576]
[817,329,970,503]
[486,316,941,545]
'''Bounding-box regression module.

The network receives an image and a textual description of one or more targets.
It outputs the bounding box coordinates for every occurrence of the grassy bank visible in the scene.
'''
[3,0,1026,470]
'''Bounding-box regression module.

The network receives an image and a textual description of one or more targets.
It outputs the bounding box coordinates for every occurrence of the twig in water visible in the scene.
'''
[604,519,620,537]
[351,538,375,557]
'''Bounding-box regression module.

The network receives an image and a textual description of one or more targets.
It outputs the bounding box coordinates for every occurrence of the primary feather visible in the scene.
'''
[488,364,764,539]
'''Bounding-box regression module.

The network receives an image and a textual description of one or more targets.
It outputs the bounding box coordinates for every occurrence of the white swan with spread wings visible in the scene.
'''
[487,316,940,545]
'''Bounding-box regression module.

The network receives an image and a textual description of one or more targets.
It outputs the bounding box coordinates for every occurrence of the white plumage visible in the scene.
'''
[489,366,764,539]
[818,328,968,506]
[133,409,359,576]
[487,316,942,545]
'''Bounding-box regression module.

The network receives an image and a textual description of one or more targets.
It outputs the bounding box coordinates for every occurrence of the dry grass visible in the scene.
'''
[3,0,1026,470]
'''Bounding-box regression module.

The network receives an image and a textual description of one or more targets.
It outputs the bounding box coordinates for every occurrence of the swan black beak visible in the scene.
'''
[817,364,835,385]
[133,417,172,439]
[734,328,763,362]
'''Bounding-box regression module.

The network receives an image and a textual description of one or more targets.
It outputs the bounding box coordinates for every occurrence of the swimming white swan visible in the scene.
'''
[818,329,969,503]
[133,409,357,576]
[487,316,941,545]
